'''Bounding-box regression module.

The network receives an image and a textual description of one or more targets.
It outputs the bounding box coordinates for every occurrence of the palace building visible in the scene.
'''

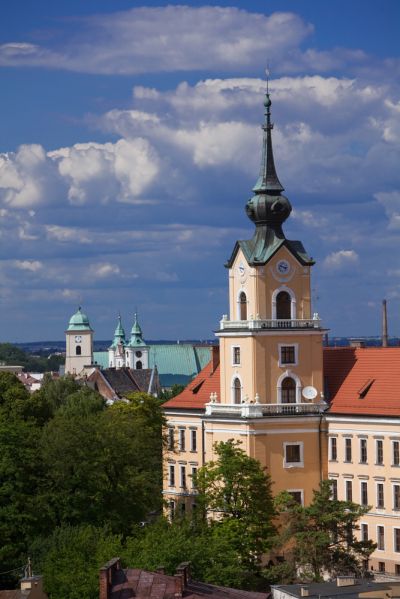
[162,91,400,575]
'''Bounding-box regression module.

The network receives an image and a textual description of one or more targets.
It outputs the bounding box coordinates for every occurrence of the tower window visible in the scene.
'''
[232,346,241,365]
[75,345,81,356]
[136,361,142,369]
[281,377,296,404]
[239,292,247,320]
[233,378,241,404]
[280,345,296,365]
[276,291,291,319]
[284,442,303,467]
[136,351,142,358]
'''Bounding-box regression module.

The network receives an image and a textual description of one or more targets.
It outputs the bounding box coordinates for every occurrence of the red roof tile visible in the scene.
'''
[162,360,220,410]
[324,347,400,416]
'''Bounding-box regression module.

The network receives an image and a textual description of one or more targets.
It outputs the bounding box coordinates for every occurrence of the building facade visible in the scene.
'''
[65,307,94,375]
[163,91,328,516]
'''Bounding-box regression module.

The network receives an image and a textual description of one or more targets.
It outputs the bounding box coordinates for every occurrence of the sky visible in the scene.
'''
[0,0,399,342]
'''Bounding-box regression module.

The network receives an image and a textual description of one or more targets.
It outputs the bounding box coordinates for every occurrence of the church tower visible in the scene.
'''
[208,91,327,503]
[126,313,149,370]
[108,314,127,369]
[65,307,94,375]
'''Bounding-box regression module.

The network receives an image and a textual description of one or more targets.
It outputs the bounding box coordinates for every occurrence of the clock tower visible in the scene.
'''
[65,307,94,375]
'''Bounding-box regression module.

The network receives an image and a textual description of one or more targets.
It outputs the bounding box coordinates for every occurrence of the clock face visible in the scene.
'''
[238,262,246,277]
[75,335,82,343]
[276,260,290,275]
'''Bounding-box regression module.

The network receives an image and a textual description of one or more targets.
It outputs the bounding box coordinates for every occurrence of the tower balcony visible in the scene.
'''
[205,400,327,418]
[218,314,322,332]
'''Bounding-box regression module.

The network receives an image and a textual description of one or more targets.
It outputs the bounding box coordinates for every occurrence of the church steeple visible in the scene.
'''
[252,92,284,194]
[111,313,126,348]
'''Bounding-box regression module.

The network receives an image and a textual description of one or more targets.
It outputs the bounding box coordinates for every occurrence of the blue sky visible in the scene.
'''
[0,1,399,342]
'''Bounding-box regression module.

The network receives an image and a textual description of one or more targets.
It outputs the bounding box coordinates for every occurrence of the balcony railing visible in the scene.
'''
[218,316,322,331]
[205,401,327,418]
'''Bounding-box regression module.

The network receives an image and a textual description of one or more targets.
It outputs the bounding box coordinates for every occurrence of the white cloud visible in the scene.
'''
[375,191,400,229]
[90,262,121,278]
[323,250,359,270]
[14,260,43,272]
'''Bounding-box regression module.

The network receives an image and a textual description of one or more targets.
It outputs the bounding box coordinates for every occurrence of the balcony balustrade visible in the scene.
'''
[219,315,322,331]
[205,400,327,418]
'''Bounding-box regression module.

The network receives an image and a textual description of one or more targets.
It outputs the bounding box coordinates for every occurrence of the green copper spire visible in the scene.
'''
[110,313,126,348]
[252,93,284,194]
[128,312,146,347]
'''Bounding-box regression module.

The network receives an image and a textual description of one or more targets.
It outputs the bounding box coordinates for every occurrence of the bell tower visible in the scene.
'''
[65,307,94,375]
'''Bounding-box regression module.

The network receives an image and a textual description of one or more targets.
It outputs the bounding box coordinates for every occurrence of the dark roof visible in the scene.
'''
[109,568,267,599]
[0,592,25,599]
[101,368,141,397]
[225,237,314,269]
[272,580,390,599]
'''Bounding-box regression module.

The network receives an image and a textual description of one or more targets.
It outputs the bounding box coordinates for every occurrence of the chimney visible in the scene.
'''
[300,587,309,597]
[211,345,220,373]
[382,299,388,348]
[174,574,183,598]
[20,575,44,593]
[337,576,356,587]
[349,339,366,349]
[99,558,121,599]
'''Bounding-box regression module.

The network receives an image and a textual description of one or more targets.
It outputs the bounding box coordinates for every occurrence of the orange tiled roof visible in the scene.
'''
[325,347,400,416]
[162,360,220,409]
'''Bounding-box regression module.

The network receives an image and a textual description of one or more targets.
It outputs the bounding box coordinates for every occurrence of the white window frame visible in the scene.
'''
[376,482,385,509]
[178,428,185,452]
[191,466,198,489]
[393,483,400,510]
[272,286,297,320]
[277,370,302,404]
[394,528,400,553]
[344,478,353,502]
[231,374,243,404]
[392,440,400,466]
[190,429,197,452]
[287,489,304,506]
[376,439,384,465]
[232,345,241,366]
[377,524,385,551]
[360,522,369,542]
[359,437,368,464]
[329,436,338,461]
[360,480,368,506]
[278,343,299,367]
[344,436,352,463]
[168,464,175,487]
[283,442,304,468]
[329,477,338,500]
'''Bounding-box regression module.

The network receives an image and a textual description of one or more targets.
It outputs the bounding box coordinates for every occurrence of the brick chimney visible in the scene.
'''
[99,558,121,599]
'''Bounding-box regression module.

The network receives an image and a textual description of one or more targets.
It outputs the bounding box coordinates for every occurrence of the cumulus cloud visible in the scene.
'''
[323,250,359,270]
[90,262,121,279]
[375,191,400,229]
[14,260,43,272]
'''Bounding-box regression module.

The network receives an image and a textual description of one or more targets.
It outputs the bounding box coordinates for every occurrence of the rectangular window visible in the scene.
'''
[168,500,175,519]
[395,529,400,553]
[360,439,368,464]
[232,346,241,365]
[377,483,385,509]
[376,440,384,465]
[345,438,352,462]
[167,428,174,450]
[378,561,385,573]
[178,429,185,451]
[393,441,400,466]
[288,491,303,505]
[345,480,353,502]
[180,465,186,488]
[394,485,400,510]
[190,429,197,452]
[361,523,369,542]
[191,467,197,489]
[330,479,338,500]
[361,481,368,506]
[377,526,385,550]
[330,437,337,461]
[168,465,175,487]
[280,346,296,365]
[395,564,400,575]
[284,443,303,466]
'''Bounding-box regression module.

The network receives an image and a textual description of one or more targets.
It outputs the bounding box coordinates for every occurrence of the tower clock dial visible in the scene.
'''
[75,335,82,343]
[276,260,290,275]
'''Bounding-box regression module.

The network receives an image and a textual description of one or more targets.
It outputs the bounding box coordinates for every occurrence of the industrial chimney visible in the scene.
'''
[382,299,388,348]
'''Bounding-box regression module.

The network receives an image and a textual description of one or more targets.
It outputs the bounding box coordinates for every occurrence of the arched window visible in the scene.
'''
[276,291,291,319]
[233,377,241,404]
[239,292,247,320]
[281,377,296,403]
[136,360,143,369]
[75,345,81,356]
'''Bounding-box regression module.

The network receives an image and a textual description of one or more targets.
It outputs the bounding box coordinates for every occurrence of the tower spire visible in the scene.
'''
[253,90,284,194]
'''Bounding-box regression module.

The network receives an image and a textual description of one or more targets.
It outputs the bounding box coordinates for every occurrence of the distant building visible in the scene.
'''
[0,575,48,599]
[86,365,160,402]
[271,577,400,599]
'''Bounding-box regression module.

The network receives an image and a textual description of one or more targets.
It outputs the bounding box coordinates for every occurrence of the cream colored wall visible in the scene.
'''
[327,416,400,574]
[219,332,324,405]
[65,330,93,375]
[229,247,312,322]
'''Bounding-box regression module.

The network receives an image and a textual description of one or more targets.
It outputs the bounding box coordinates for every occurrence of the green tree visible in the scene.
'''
[196,440,275,583]
[30,525,124,599]
[272,480,376,582]
[158,384,185,402]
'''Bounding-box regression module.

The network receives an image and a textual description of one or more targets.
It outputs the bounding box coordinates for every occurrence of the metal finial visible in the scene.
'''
[265,65,270,94]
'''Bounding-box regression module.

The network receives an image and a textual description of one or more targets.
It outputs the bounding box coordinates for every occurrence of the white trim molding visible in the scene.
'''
[277,370,302,404]
[272,285,297,320]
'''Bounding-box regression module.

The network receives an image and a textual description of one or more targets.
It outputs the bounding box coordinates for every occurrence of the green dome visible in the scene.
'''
[110,314,126,348]
[67,307,93,331]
